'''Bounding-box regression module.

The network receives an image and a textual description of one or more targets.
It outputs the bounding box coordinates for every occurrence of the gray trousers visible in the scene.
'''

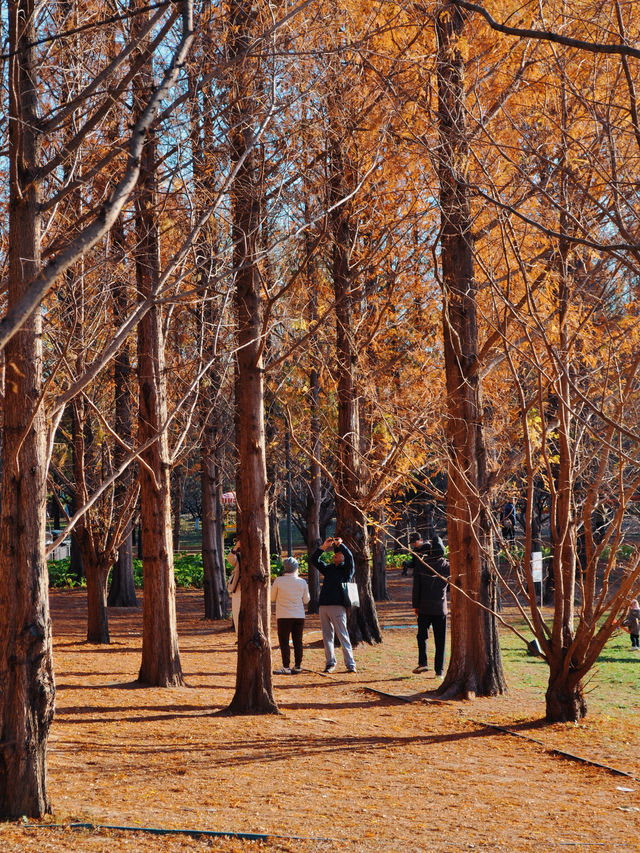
[319,605,356,669]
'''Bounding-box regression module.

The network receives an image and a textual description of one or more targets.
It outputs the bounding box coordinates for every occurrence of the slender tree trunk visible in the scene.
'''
[86,567,111,644]
[544,93,584,722]
[0,0,55,817]
[329,136,381,646]
[72,380,112,644]
[134,6,183,686]
[171,466,185,553]
[225,0,277,714]
[306,283,321,613]
[201,413,229,620]
[268,491,282,558]
[188,38,229,622]
[108,532,137,607]
[371,510,389,602]
[107,250,137,607]
[436,1,506,698]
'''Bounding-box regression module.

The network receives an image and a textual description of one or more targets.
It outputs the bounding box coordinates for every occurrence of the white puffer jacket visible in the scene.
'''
[271,572,310,619]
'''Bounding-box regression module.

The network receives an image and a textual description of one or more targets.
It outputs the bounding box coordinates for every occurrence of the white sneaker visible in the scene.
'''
[413,665,428,674]
[273,667,291,674]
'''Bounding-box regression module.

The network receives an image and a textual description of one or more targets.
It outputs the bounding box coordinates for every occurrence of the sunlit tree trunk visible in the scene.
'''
[544,82,584,721]
[134,4,183,687]
[436,1,506,698]
[225,0,277,714]
[328,136,381,647]
[0,0,55,818]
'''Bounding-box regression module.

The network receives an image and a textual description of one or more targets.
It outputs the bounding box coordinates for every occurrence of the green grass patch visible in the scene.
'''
[498,615,640,717]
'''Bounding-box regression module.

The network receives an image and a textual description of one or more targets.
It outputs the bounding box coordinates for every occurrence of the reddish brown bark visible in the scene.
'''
[134,4,183,687]
[436,1,506,699]
[328,135,381,646]
[0,0,55,818]
[225,0,277,714]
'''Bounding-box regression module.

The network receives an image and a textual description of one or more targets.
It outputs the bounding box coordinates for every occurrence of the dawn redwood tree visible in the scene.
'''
[134,4,184,687]
[328,126,381,646]
[435,0,506,698]
[0,1,193,810]
[0,0,55,817]
[225,0,278,714]
[108,221,138,609]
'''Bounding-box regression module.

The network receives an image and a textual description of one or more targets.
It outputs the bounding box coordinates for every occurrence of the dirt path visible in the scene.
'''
[1,571,639,852]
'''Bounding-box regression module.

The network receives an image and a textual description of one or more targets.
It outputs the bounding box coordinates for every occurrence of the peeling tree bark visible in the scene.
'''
[436,0,506,699]
[134,3,184,687]
[225,0,278,714]
[0,0,55,818]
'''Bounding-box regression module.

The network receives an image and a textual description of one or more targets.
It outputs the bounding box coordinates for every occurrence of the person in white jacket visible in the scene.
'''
[271,557,310,674]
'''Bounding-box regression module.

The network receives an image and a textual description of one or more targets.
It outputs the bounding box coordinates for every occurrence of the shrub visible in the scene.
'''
[386,551,410,567]
[48,558,85,588]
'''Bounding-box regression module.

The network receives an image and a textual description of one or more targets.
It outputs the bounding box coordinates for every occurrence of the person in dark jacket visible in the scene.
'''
[403,533,429,577]
[310,537,357,673]
[412,536,450,677]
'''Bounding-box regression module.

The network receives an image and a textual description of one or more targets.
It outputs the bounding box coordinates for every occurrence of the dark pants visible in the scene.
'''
[417,613,447,674]
[277,618,305,668]
[631,633,639,648]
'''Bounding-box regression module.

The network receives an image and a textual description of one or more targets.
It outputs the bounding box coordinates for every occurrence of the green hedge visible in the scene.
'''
[49,548,413,589]
[48,552,206,589]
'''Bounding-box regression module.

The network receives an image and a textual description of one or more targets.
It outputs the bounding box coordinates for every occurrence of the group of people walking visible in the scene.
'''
[227,532,449,678]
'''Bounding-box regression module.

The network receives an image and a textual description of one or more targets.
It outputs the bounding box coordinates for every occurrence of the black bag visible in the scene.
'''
[342,581,360,608]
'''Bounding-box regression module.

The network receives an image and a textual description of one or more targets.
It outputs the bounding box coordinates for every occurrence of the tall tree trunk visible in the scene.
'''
[544,89,584,722]
[0,0,55,818]
[108,219,137,608]
[135,6,183,687]
[329,136,381,646]
[225,0,277,714]
[305,283,321,613]
[371,510,389,602]
[436,1,506,699]
[171,466,185,553]
[201,411,229,620]
[72,397,111,644]
[108,533,137,607]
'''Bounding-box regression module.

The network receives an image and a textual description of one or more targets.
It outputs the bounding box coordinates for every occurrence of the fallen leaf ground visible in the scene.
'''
[1,569,639,852]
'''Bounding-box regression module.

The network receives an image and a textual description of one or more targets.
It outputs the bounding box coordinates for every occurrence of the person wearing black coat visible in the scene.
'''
[402,533,429,577]
[411,536,450,677]
[310,537,357,673]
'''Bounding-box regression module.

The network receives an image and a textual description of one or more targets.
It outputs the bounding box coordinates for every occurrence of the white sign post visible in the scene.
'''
[532,551,543,609]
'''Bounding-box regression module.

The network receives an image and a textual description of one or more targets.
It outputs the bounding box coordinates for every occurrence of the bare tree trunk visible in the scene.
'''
[544,96,584,721]
[329,136,381,647]
[108,236,137,608]
[0,0,55,817]
[225,0,277,714]
[188,34,229,623]
[171,466,185,553]
[135,6,183,686]
[108,533,137,607]
[72,397,111,644]
[306,284,321,613]
[201,413,229,620]
[269,491,282,558]
[436,1,506,699]
[371,510,389,602]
